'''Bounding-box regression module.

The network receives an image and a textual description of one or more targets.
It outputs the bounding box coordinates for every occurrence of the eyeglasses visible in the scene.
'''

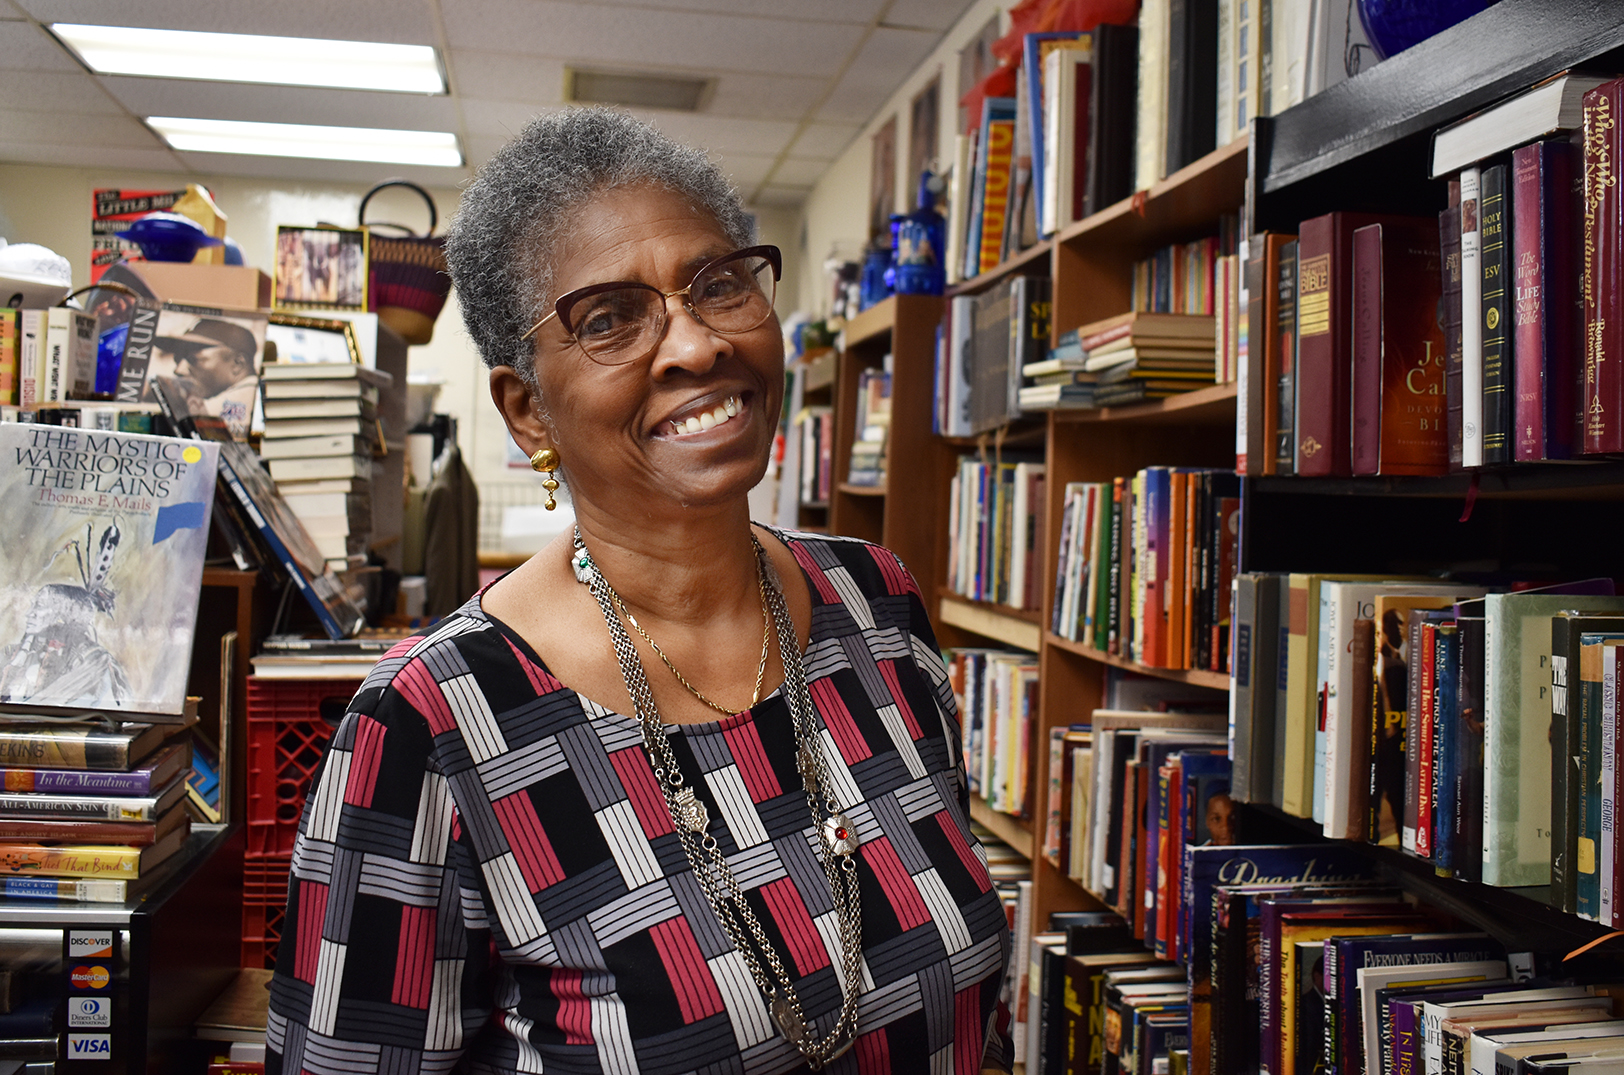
[522,245,781,366]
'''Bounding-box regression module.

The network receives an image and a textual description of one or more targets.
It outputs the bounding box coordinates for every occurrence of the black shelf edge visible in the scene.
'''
[1259,0,1624,196]
[1249,460,1624,500]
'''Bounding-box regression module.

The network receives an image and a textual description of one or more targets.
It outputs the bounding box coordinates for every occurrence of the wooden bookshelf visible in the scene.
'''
[951,238,1054,296]
[1043,633,1230,691]
[835,482,886,497]
[937,593,1042,652]
[970,796,1035,859]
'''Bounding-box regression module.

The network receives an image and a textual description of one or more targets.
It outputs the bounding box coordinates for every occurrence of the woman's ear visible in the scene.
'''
[489,365,552,457]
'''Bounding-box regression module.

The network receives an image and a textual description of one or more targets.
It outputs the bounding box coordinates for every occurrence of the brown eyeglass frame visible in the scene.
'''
[520,245,782,358]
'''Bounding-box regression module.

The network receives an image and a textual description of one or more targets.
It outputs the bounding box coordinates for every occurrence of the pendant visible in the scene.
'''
[798,742,820,777]
[771,992,807,1044]
[572,551,595,585]
[672,787,709,834]
[822,813,859,856]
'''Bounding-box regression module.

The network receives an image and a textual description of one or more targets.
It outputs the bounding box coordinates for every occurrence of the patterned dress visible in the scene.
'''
[266,531,1011,1075]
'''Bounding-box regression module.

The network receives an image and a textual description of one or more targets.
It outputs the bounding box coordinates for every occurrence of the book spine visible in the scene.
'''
[1511,144,1547,462]
[0,768,154,794]
[1604,640,1618,926]
[17,310,42,409]
[1275,240,1299,474]
[0,735,130,771]
[1401,614,1423,853]
[1478,163,1511,464]
[978,118,1016,277]
[0,818,157,846]
[0,789,160,821]
[1460,167,1484,466]
[1231,575,1256,800]
[1433,624,1459,878]
[0,876,127,902]
[1416,621,1437,859]
[1552,621,1576,912]
[1540,139,1580,460]
[1439,205,1464,469]
[1294,217,1349,476]
[1351,224,1384,475]
[1583,82,1624,453]
[1614,643,1624,927]
[1579,636,1605,919]
[1456,615,1486,884]
[0,309,15,405]
[0,844,141,878]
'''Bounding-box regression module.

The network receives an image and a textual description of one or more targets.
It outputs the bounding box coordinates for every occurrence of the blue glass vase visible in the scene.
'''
[1356,0,1495,61]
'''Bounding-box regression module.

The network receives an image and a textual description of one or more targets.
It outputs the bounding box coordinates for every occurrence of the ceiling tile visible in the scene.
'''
[884,0,981,32]
[0,18,80,70]
[707,72,832,121]
[14,0,438,44]
[788,122,861,159]
[708,153,776,187]
[463,133,522,169]
[0,140,184,171]
[817,27,939,125]
[584,0,882,19]
[98,76,461,131]
[440,0,865,78]
[458,99,547,139]
[632,112,798,158]
[0,69,121,113]
[769,157,833,186]
[0,111,164,149]
[749,185,811,209]
[447,49,566,104]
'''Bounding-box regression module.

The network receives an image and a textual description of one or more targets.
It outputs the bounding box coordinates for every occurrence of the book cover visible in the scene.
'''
[1276,238,1300,474]
[1483,590,1624,887]
[0,739,188,795]
[0,425,216,715]
[1461,166,1485,466]
[1350,219,1449,475]
[1084,23,1139,217]
[0,876,128,902]
[1551,614,1624,915]
[1372,596,1461,846]
[1576,632,1624,922]
[1452,606,1487,883]
[1431,622,1460,878]
[974,100,1018,278]
[0,308,17,404]
[1511,139,1581,461]
[1479,163,1513,464]
[0,827,185,878]
[1165,0,1218,174]
[146,306,268,441]
[1581,78,1623,454]
[0,772,186,821]
[1296,212,1390,476]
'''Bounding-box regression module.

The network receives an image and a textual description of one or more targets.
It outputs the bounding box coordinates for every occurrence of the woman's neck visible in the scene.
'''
[569,500,763,627]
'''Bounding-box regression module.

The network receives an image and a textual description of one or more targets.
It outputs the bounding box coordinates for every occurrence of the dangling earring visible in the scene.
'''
[529,447,561,510]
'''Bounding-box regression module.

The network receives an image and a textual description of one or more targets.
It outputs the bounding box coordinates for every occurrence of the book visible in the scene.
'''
[1431,72,1613,178]
[0,739,188,795]
[0,876,128,902]
[1084,22,1139,217]
[1511,139,1581,461]
[261,378,380,401]
[1483,589,1624,887]
[1230,572,1284,804]
[0,424,217,716]
[260,416,373,440]
[0,801,189,847]
[1479,162,1512,465]
[260,361,389,383]
[0,772,187,821]
[1582,78,1623,454]
[1165,0,1218,175]
[0,825,186,878]
[1350,219,1449,475]
[44,306,95,403]
[257,434,370,461]
[1551,613,1624,915]
[267,453,371,482]
[1440,188,1466,470]
[1040,40,1092,237]
[262,397,376,420]
[1461,166,1485,466]
[1276,235,1300,473]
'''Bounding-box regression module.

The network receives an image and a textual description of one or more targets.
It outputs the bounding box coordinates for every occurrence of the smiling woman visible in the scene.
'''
[264,108,1013,1075]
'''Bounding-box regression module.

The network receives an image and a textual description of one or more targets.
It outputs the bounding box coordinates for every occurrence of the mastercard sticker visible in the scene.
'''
[70,964,111,990]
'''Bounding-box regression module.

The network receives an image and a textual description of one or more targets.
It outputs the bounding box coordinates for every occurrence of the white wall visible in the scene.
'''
[792,0,1007,318]
[0,162,799,534]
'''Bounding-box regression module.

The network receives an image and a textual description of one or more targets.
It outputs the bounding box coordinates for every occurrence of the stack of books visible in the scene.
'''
[845,368,891,487]
[0,715,196,903]
[1017,328,1096,410]
[258,362,388,567]
[1079,311,1217,407]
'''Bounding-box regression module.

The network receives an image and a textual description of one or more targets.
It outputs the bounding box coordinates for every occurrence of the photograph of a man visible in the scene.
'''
[150,314,265,438]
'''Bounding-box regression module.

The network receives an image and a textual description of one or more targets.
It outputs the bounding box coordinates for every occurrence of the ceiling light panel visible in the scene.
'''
[51,23,445,94]
[147,116,463,167]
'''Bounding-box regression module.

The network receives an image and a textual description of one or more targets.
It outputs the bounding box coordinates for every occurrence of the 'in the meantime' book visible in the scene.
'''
[0,424,216,716]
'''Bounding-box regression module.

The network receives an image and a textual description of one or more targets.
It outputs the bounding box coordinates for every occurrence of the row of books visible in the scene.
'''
[1050,467,1240,673]
[1022,311,1222,413]
[1228,573,1624,894]
[1238,72,1624,477]
[258,361,386,567]
[845,367,891,488]
[1129,230,1237,318]
[946,457,1045,611]
[795,405,833,505]
[0,716,198,903]
[948,647,1038,817]
[936,276,1052,436]
[0,399,159,431]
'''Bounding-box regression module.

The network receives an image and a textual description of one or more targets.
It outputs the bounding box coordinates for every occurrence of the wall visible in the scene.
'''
[791,0,1007,318]
[0,163,799,544]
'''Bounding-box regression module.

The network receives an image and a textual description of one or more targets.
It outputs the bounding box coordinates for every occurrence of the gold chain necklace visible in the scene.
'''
[607,558,771,717]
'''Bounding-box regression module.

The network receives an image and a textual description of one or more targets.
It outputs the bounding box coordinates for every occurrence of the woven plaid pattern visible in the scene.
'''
[266,530,1011,1075]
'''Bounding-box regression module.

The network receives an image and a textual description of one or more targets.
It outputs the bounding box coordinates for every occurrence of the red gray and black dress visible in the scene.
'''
[266,530,1012,1075]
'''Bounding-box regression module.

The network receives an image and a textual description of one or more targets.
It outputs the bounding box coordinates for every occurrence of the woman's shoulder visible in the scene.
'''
[765,526,919,594]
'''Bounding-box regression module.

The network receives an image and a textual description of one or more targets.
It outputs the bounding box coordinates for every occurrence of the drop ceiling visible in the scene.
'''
[0,0,978,208]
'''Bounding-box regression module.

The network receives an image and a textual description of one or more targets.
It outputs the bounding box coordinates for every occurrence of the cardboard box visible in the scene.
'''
[123,262,271,311]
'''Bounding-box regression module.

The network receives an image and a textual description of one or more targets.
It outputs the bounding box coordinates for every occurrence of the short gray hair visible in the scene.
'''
[444,107,755,387]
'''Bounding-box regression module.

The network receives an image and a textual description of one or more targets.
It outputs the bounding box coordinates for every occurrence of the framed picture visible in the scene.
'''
[908,75,941,209]
[144,304,269,439]
[265,313,362,366]
[273,225,368,312]
[869,115,898,242]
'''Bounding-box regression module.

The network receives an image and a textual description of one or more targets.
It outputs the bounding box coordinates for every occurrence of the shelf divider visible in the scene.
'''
[969,796,1035,860]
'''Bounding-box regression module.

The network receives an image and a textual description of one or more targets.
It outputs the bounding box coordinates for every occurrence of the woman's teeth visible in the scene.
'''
[670,396,741,436]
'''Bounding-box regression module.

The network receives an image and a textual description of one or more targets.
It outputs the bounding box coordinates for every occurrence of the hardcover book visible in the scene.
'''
[1479,163,1512,464]
[1581,78,1623,454]
[0,424,216,716]
[1510,139,1581,461]
[1439,192,1466,469]
[1551,614,1624,915]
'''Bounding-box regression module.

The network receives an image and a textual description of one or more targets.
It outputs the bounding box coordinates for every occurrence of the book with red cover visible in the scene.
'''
[1582,77,1623,454]
[1294,212,1391,476]
[1415,620,1439,859]
[1351,218,1448,475]
[1512,138,1582,461]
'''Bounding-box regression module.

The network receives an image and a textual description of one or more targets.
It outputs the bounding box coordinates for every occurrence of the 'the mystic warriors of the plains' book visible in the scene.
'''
[0,424,217,716]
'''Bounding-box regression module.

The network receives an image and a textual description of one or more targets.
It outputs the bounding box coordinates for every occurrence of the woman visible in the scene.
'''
[266,108,1011,1075]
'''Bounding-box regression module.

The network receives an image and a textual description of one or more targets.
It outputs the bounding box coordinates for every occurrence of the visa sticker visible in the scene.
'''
[67,1033,112,1058]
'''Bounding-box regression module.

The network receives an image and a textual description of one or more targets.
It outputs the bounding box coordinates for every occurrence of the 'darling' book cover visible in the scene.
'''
[0,424,217,715]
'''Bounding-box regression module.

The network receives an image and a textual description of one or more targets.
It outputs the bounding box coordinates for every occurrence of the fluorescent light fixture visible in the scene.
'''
[147,117,463,167]
[51,23,445,94]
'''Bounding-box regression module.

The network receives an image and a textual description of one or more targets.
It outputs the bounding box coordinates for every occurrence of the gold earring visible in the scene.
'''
[529,447,561,510]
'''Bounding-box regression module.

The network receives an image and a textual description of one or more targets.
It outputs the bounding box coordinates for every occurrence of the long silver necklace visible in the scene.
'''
[571,528,863,1067]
